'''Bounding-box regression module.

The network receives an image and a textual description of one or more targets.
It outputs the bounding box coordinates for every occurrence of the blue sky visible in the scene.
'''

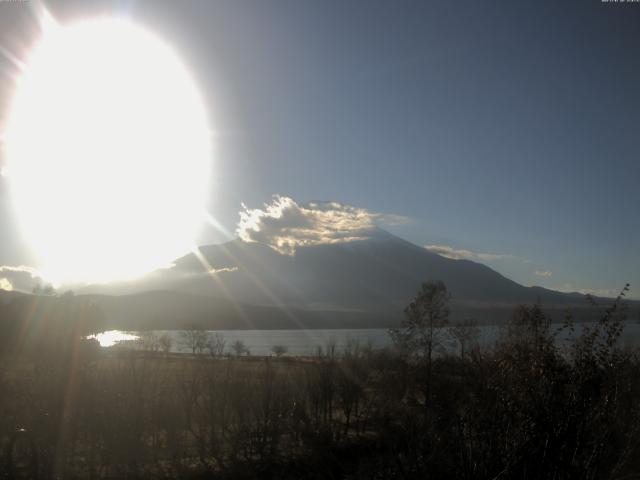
[0,0,638,297]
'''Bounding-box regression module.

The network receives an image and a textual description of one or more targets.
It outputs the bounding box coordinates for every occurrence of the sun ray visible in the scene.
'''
[189,246,253,329]
[215,241,311,330]
[204,211,234,240]
[0,45,26,73]
[201,211,310,329]
[12,294,42,358]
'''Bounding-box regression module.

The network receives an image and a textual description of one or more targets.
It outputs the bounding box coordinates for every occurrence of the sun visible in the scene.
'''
[4,17,211,284]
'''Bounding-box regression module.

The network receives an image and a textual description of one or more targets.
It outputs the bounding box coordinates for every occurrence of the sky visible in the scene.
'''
[0,0,638,298]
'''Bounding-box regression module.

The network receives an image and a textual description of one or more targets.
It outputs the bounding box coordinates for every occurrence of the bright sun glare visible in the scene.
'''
[4,17,211,285]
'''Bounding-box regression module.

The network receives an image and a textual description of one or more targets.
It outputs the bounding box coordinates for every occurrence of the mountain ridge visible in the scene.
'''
[67,229,631,329]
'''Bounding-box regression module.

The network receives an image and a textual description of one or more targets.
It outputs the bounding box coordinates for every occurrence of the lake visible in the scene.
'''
[89,322,640,356]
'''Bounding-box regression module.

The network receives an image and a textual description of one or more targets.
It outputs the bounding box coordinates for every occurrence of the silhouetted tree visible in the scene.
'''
[390,280,450,360]
[390,280,450,403]
[272,344,288,357]
[449,318,481,359]
[180,328,209,355]
[231,339,248,357]
[158,333,172,355]
[206,332,226,357]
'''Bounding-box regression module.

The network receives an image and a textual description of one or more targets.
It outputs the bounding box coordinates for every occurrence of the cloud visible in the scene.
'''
[535,270,553,277]
[578,288,621,298]
[424,245,474,260]
[0,265,38,275]
[198,266,238,276]
[210,266,238,274]
[237,196,406,255]
[424,244,513,262]
[555,283,628,299]
[369,212,411,226]
[172,266,239,280]
[0,265,43,292]
[153,265,238,281]
[0,278,12,291]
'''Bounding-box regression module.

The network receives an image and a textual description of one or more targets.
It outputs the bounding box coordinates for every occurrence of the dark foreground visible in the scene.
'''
[1,297,640,479]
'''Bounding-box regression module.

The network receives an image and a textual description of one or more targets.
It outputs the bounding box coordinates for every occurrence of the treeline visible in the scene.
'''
[0,282,639,479]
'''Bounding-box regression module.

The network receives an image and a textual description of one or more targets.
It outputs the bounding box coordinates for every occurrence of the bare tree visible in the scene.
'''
[449,318,481,359]
[325,337,338,359]
[231,339,248,357]
[390,280,450,361]
[390,280,450,402]
[137,332,160,352]
[180,328,209,355]
[271,344,288,358]
[159,333,173,355]
[207,332,226,358]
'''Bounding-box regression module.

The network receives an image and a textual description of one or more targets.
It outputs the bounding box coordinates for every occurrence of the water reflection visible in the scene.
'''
[87,330,139,347]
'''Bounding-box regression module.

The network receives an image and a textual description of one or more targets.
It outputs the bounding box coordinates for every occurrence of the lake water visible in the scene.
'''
[90,322,640,356]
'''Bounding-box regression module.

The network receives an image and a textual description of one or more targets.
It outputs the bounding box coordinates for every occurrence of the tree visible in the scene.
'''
[271,344,288,358]
[390,280,450,402]
[32,282,55,296]
[449,318,481,360]
[137,332,160,352]
[390,280,450,361]
[206,333,226,357]
[158,334,173,355]
[180,328,209,355]
[231,339,248,357]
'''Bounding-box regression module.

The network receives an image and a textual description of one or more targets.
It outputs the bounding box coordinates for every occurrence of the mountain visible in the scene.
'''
[76,228,624,329]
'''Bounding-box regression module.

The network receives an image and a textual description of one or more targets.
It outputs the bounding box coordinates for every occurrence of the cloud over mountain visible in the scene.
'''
[424,244,512,262]
[0,265,42,292]
[535,270,553,277]
[236,196,407,255]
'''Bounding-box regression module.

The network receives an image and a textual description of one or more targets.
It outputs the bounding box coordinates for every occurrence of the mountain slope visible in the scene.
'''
[77,229,613,327]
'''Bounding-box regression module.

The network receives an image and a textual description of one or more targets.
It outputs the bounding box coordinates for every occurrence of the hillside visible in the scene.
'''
[73,229,625,328]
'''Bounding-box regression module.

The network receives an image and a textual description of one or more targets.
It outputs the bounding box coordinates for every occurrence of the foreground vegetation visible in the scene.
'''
[0,283,639,479]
